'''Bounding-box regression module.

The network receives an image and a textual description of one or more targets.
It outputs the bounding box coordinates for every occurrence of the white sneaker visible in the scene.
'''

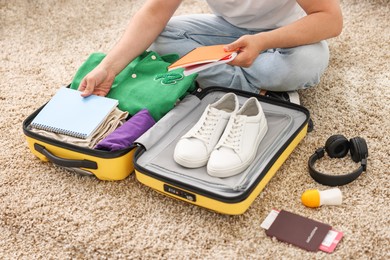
[173,93,239,168]
[207,97,268,178]
[286,90,300,105]
[261,90,300,105]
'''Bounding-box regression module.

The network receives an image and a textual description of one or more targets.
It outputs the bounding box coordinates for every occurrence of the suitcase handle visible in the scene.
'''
[34,143,98,170]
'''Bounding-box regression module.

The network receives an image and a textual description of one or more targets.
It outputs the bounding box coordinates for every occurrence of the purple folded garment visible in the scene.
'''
[95,109,155,151]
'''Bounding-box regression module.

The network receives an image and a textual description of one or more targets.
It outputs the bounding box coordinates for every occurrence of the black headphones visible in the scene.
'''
[308,134,368,186]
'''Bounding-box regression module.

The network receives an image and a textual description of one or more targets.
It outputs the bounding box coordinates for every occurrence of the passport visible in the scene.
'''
[265,210,332,252]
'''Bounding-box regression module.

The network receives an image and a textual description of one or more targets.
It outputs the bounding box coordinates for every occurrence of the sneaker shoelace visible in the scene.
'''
[192,109,220,144]
[219,116,244,152]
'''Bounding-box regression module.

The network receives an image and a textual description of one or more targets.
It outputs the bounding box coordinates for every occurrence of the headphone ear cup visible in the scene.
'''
[325,134,350,158]
[350,137,368,162]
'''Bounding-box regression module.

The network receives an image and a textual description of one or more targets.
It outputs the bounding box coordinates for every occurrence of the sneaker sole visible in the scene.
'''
[173,153,208,168]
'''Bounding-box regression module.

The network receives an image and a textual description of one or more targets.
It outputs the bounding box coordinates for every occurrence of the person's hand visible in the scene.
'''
[224,34,263,68]
[78,67,116,97]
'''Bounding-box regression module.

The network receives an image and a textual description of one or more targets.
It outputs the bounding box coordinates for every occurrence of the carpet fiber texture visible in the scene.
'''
[1,0,389,259]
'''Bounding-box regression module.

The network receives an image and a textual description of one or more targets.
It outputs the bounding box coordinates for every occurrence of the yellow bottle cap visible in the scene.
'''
[301,189,321,208]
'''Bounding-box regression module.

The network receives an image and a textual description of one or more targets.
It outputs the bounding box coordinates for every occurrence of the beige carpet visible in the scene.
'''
[1,0,389,259]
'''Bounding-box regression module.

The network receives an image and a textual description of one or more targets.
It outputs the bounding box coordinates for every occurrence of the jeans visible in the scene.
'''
[149,14,330,93]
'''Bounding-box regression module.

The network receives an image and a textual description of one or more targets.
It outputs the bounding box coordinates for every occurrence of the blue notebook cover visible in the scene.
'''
[31,87,118,139]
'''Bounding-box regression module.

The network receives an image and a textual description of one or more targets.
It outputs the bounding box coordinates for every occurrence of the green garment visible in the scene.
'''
[70,51,197,121]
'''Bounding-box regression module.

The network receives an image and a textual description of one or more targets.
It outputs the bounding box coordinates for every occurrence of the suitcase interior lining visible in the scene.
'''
[135,91,307,198]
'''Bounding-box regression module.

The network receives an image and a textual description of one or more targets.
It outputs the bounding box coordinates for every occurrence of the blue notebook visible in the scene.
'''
[31,87,118,139]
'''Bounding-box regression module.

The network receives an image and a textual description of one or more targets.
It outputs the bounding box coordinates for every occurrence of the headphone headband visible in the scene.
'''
[308,135,368,186]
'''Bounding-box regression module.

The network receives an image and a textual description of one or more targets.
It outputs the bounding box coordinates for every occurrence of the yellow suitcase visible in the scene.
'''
[23,86,309,214]
[23,103,136,181]
[133,87,310,215]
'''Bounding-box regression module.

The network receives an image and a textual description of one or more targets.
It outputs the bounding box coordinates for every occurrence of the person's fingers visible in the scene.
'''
[78,78,87,91]
[80,77,96,97]
[224,39,243,52]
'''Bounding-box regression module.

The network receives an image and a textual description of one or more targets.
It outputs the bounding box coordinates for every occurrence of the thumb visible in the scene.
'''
[79,77,95,97]
[224,39,242,52]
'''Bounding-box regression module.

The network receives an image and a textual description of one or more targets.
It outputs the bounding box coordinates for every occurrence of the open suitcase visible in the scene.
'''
[23,86,309,214]
[133,87,309,215]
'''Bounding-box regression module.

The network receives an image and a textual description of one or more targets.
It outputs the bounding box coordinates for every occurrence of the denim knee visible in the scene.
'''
[253,41,330,91]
